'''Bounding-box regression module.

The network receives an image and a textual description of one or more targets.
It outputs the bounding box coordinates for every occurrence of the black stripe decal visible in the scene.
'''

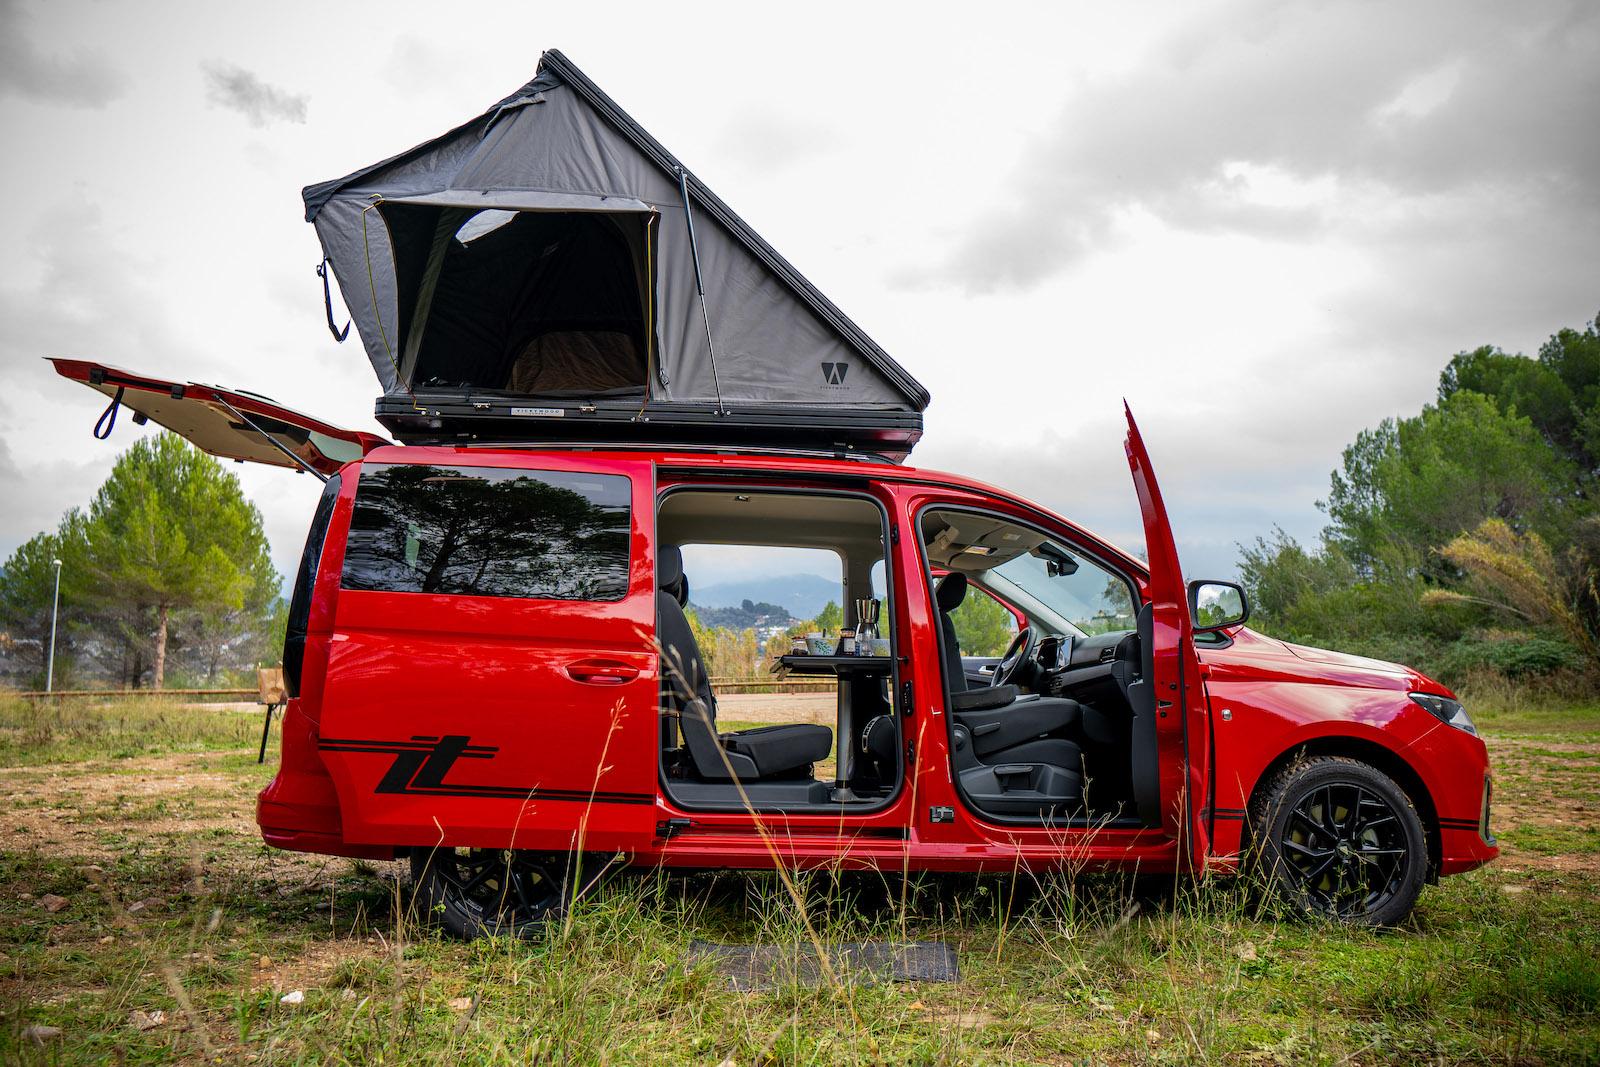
[318,733,653,805]
[397,784,655,805]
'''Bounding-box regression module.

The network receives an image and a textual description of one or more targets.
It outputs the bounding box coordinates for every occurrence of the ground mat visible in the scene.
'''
[687,940,959,991]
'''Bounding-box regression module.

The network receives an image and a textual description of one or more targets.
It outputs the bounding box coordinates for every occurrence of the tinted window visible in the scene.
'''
[283,473,342,697]
[341,464,631,600]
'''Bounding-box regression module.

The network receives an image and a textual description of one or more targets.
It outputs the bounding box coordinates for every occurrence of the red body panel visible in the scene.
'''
[1123,407,1212,867]
[1196,627,1495,875]
[51,358,387,475]
[253,445,1497,880]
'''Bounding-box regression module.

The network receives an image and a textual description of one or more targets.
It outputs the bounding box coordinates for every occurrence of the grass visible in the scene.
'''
[0,696,260,766]
[1,691,1598,1064]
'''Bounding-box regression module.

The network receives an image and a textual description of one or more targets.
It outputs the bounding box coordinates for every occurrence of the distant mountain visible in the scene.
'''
[689,600,793,631]
[689,573,842,622]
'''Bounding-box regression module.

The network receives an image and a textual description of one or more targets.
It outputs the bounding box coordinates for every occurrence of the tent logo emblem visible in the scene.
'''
[820,362,850,387]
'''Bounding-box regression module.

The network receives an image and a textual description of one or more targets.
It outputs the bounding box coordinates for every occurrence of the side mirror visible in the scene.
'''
[1188,580,1249,632]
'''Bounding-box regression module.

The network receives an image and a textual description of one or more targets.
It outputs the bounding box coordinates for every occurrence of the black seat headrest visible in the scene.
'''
[658,544,683,592]
[935,571,968,613]
[677,574,690,607]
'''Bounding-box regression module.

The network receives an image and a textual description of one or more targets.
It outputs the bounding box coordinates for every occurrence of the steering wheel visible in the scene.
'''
[991,626,1035,688]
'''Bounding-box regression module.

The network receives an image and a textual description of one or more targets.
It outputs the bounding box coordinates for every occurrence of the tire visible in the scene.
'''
[1250,756,1428,927]
[409,848,602,940]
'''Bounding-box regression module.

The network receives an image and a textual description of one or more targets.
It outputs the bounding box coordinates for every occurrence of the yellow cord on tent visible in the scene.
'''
[635,212,658,422]
[361,197,424,415]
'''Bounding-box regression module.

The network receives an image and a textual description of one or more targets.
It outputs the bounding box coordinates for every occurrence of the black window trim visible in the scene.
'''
[653,478,905,817]
[913,499,1150,833]
[339,460,634,603]
[283,472,344,698]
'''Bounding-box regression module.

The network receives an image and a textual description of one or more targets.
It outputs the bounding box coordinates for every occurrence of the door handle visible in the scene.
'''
[565,660,640,685]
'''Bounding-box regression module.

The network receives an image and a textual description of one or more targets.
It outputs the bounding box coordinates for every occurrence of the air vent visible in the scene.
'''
[1099,646,1117,664]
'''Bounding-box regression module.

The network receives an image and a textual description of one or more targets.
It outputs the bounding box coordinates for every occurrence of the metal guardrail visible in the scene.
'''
[11,679,834,700]
[11,688,257,700]
[710,677,837,693]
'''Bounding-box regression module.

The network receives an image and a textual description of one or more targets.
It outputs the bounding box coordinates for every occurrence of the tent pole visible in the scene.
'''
[678,168,728,416]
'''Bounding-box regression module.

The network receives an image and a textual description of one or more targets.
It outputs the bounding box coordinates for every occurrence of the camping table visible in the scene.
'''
[256,667,287,764]
[777,655,892,801]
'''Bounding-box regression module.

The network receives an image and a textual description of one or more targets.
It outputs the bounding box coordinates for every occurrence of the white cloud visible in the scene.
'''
[0,0,127,108]
[0,0,1594,590]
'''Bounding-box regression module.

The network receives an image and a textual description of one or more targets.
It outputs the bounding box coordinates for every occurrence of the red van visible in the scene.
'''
[54,360,1497,932]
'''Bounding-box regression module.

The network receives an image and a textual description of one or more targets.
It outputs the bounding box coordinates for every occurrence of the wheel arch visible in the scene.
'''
[1241,735,1441,879]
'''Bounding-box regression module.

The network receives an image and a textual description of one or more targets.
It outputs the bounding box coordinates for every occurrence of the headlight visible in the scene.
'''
[1410,692,1477,735]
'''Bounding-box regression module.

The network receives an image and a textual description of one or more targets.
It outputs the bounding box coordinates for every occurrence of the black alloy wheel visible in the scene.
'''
[1252,757,1428,927]
[410,848,596,940]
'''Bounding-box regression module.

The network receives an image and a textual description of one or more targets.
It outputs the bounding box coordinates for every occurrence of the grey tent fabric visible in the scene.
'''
[305,51,928,442]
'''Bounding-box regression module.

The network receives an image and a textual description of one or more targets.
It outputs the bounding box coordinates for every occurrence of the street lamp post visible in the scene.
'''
[46,558,62,694]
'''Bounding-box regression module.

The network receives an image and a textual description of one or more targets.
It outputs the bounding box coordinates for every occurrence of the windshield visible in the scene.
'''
[921,508,1137,638]
[985,549,1137,637]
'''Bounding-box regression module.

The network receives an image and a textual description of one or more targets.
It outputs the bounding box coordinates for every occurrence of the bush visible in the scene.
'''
[1486,637,1582,678]
[1263,629,1581,691]
[1439,634,1581,682]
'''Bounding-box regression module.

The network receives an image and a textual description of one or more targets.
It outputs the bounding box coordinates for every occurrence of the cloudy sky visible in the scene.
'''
[1,0,1596,588]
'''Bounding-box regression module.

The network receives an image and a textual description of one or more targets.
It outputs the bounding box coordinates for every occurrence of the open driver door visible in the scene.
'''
[51,358,388,478]
[1124,403,1212,871]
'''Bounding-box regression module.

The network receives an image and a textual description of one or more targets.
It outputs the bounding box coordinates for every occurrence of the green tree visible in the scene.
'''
[0,516,88,686]
[1439,313,1600,479]
[949,588,1015,656]
[1427,516,1600,671]
[81,434,279,689]
[1237,527,1358,627]
[1325,390,1580,576]
[814,600,843,635]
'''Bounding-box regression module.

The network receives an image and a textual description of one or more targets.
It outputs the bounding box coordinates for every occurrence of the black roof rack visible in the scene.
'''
[444,439,898,464]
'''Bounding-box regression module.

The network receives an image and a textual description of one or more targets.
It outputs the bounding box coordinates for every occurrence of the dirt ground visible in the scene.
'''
[714,691,835,725]
[4,698,1599,1064]
[0,751,352,888]
[1480,733,1600,874]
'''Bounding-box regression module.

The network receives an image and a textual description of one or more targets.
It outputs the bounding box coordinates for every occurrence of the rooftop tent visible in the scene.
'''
[305,50,929,460]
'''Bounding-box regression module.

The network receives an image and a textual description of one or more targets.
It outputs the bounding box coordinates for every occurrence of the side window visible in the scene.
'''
[948,581,1019,657]
[341,464,631,600]
[283,472,342,696]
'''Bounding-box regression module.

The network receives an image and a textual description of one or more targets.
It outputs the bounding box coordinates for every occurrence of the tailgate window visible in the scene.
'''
[283,473,343,696]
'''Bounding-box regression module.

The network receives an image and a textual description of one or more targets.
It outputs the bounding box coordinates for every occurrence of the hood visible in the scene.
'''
[1278,640,1415,677]
[1200,628,1433,692]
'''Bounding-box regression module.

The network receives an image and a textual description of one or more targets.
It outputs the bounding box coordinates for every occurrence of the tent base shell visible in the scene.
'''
[374,394,923,462]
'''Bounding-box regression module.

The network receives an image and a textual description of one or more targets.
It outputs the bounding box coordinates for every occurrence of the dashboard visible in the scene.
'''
[1035,630,1133,690]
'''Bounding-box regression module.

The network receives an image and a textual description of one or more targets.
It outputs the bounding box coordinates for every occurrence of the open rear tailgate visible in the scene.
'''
[52,358,388,476]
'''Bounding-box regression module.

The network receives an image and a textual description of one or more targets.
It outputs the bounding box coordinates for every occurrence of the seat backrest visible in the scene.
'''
[657,545,726,777]
[935,572,970,695]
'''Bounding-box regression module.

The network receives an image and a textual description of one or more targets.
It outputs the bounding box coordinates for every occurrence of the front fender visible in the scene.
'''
[1201,666,1490,869]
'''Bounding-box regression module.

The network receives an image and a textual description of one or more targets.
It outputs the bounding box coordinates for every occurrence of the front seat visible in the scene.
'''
[935,572,1083,762]
[657,545,832,781]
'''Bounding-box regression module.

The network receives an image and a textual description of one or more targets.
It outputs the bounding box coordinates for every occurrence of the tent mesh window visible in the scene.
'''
[386,204,653,397]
